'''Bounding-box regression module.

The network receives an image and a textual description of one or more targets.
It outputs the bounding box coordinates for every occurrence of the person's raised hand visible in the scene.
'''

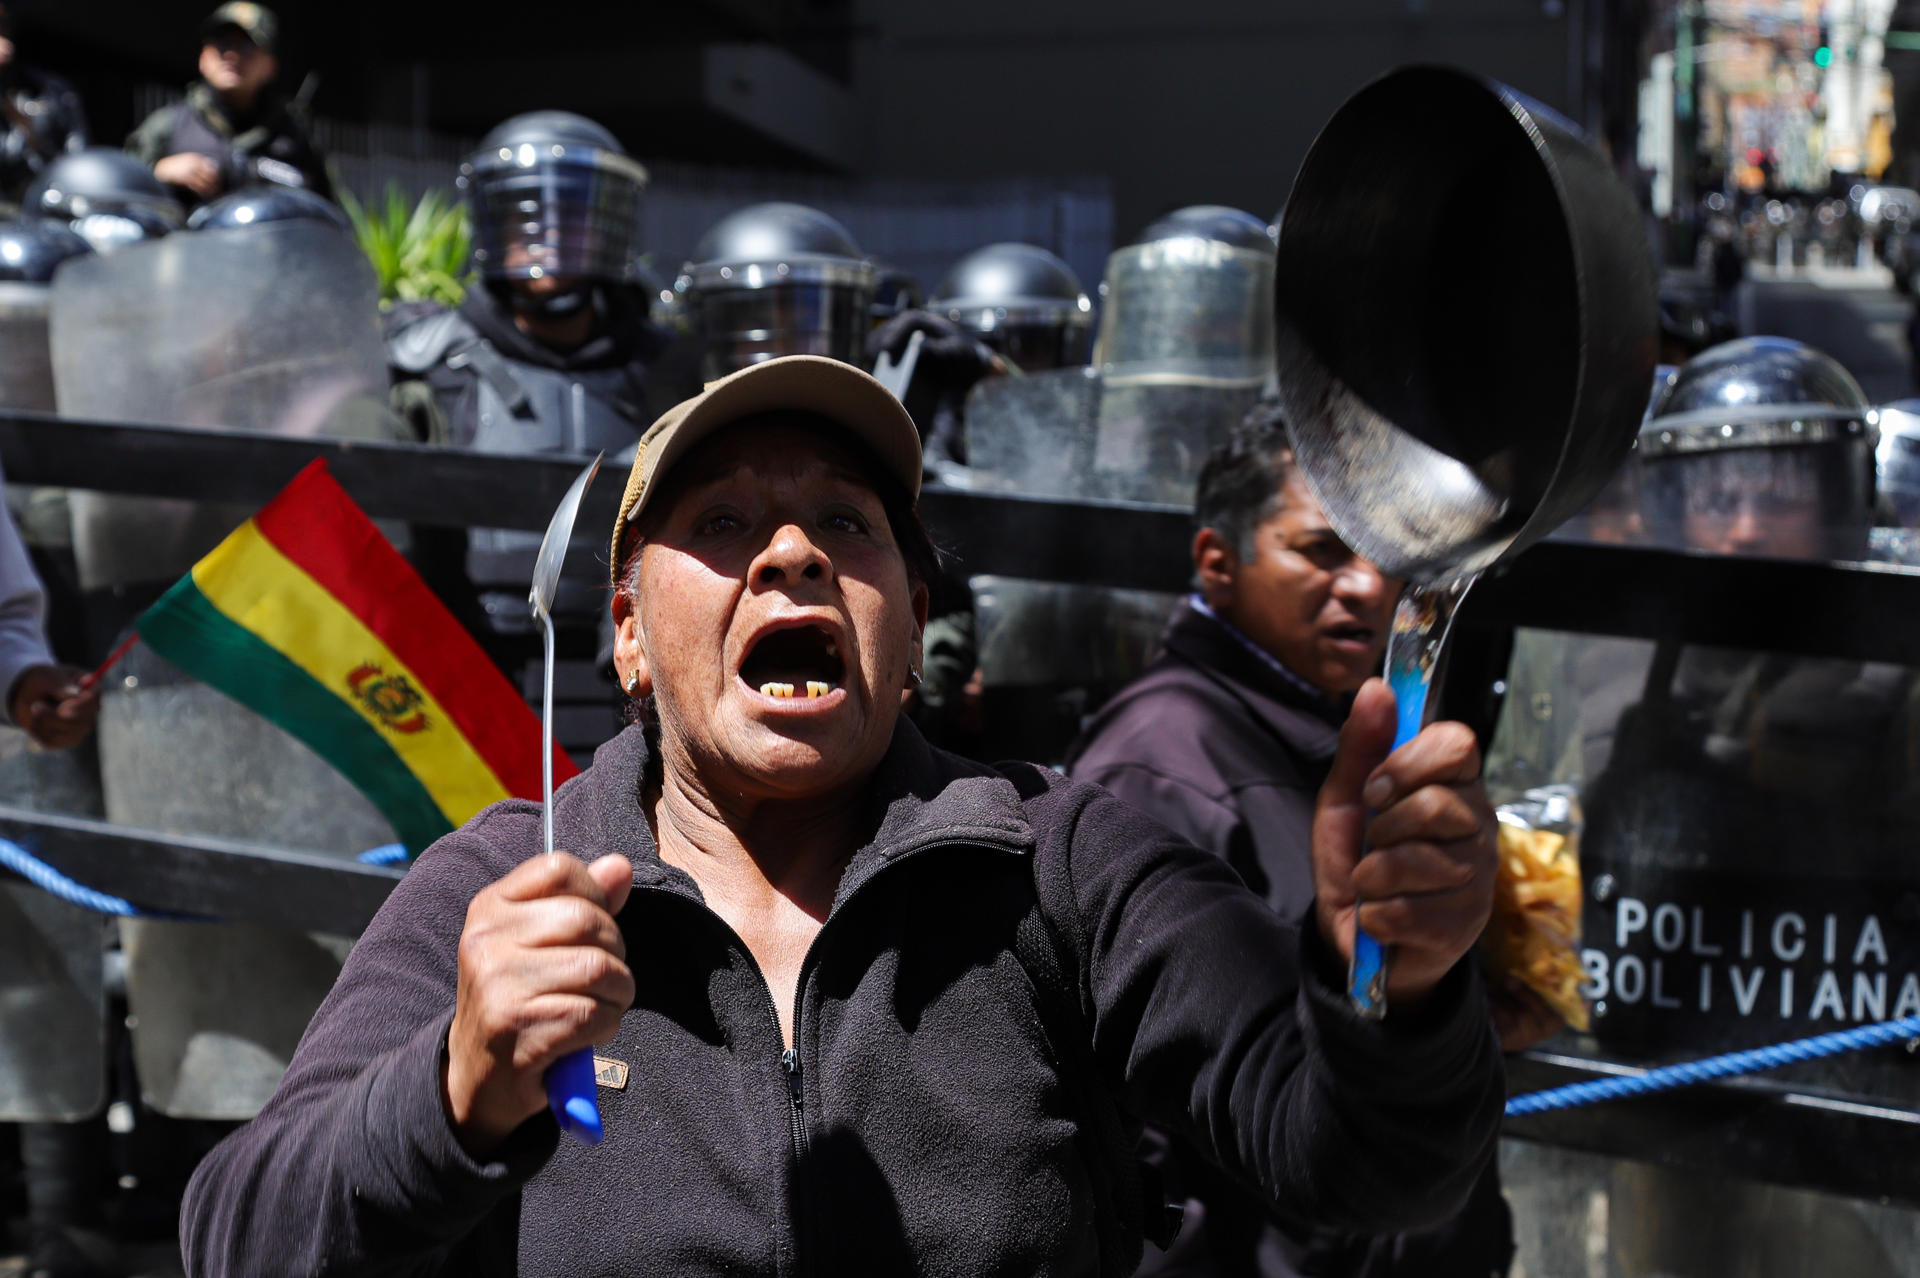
[154,152,222,199]
[10,663,98,751]
[1311,678,1496,1009]
[444,851,634,1155]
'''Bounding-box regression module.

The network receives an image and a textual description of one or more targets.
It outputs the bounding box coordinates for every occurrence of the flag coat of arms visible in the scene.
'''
[136,460,579,854]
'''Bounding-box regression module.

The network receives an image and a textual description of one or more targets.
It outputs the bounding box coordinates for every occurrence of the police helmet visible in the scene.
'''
[931,242,1092,371]
[186,185,351,234]
[24,149,184,253]
[0,219,93,283]
[1641,337,1873,558]
[459,110,647,284]
[682,202,875,379]
[1133,204,1278,252]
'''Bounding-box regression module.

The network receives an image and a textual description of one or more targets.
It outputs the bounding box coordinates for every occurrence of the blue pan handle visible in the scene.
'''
[547,1048,603,1145]
[1349,580,1474,1018]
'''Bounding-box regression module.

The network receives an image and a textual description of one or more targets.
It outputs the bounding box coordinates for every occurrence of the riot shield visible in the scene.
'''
[49,221,405,1118]
[1090,234,1276,385]
[52,219,398,593]
[0,274,112,1120]
[961,366,1263,760]
[0,727,108,1121]
[0,280,58,412]
[0,276,70,547]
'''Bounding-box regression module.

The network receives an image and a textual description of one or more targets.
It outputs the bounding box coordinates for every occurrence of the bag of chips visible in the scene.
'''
[1482,784,1588,1032]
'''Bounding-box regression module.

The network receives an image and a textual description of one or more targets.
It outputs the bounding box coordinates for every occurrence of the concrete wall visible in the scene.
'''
[850,0,1576,241]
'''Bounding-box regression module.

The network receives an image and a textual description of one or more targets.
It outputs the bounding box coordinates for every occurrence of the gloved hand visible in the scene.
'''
[866,310,1003,394]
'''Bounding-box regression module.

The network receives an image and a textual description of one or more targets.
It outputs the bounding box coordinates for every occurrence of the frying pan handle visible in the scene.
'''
[547,1048,604,1145]
[1348,580,1473,1018]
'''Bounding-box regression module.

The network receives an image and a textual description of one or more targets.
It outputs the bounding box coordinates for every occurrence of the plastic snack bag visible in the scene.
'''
[1483,784,1589,1032]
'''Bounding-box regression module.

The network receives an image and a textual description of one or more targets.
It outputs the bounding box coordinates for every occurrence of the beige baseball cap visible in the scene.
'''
[609,355,922,581]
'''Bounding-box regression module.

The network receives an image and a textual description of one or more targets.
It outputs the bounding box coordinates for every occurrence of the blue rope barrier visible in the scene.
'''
[1506,1016,1920,1116]
[0,834,147,916]
[2,836,408,918]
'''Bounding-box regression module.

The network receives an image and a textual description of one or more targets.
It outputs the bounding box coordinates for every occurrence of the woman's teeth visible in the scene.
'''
[758,681,834,699]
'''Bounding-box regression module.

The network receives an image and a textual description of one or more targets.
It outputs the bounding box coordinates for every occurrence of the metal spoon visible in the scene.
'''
[530,452,605,1145]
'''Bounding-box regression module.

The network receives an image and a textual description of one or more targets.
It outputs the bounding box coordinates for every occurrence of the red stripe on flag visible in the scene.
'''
[250,460,578,796]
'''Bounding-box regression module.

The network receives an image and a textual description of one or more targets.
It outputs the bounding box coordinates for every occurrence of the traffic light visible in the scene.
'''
[1815,44,1833,67]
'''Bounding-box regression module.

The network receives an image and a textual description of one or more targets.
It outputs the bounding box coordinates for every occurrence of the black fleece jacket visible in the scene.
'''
[180,719,1503,1277]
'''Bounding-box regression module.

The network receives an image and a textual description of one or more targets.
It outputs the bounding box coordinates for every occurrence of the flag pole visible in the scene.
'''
[77,632,140,693]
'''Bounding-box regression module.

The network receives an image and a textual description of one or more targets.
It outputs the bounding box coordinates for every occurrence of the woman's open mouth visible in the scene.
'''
[739,624,848,702]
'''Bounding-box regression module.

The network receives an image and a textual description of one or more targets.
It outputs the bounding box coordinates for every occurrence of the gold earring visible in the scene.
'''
[624,672,640,694]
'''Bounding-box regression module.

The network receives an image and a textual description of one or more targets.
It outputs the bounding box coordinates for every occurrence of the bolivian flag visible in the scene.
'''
[137,460,579,854]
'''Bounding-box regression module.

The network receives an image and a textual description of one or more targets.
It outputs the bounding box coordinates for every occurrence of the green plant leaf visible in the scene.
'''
[343,182,471,307]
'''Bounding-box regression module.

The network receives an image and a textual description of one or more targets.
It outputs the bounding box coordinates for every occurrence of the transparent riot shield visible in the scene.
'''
[49,220,405,1118]
[0,280,58,413]
[0,276,112,1120]
[0,276,72,548]
[962,366,1264,760]
[0,726,109,1121]
[52,219,398,592]
[1090,233,1276,384]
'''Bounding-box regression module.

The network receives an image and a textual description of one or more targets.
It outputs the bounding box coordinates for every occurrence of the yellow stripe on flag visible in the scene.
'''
[192,520,514,826]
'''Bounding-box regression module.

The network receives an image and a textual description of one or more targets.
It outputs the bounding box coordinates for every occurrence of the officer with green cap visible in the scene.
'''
[125,3,331,211]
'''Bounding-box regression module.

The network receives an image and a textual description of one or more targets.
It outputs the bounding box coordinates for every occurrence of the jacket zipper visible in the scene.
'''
[780,1046,808,1157]
[630,836,1023,1271]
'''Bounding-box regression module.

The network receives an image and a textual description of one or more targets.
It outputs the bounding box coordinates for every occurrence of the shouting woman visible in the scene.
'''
[182,355,1504,1277]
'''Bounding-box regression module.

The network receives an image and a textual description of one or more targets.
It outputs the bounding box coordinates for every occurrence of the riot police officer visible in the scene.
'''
[0,4,87,206]
[21,148,183,254]
[681,201,876,381]
[386,110,667,736]
[869,241,1093,472]
[963,205,1279,762]
[1551,337,1908,1278]
[125,3,330,211]
[932,242,1094,371]
[1638,336,1874,561]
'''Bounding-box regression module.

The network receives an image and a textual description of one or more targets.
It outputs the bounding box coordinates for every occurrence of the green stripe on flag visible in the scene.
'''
[138,577,455,855]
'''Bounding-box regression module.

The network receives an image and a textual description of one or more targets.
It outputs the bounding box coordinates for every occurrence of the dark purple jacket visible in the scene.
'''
[1068,599,1343,924]
[1069,601,1513,1278]
[180,717,1502,1277]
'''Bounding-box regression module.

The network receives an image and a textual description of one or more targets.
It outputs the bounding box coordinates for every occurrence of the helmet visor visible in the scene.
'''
[465,151,645,283]
[1640,442,1872,560]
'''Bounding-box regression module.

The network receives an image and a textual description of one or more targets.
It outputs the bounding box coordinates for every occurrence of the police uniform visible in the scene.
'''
[126,79,329,211]
[386,282,667,673]
[384,111,665,754]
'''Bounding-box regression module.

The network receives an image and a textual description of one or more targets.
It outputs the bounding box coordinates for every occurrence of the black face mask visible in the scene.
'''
[507,282,595,322]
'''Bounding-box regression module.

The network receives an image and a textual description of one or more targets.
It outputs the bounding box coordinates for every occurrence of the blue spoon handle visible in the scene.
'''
[1349,579,1474,1018]
[547,1048,603,1145]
